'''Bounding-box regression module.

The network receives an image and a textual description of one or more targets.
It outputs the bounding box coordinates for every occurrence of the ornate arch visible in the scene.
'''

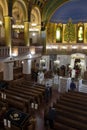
[42,0,69,24]
[31,6,41,25]
[0,0,8,16]
[12,0,28,22]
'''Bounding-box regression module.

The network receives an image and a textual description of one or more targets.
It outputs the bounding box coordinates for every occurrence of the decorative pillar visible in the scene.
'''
[46,55,50,71]
[24,22,30,46]
[41,21,47,54]
[4,16,12,55]
[3,62,14,81]
[23,59,31,74]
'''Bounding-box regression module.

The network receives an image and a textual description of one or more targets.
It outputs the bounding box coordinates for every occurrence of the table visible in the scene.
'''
[4,108,30,130]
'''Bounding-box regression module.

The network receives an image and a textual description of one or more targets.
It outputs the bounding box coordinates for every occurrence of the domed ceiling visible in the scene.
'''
[50,0,87,23]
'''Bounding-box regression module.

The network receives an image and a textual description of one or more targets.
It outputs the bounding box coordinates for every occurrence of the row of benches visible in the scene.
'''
[0,80,45,113]
[53,91,87,130]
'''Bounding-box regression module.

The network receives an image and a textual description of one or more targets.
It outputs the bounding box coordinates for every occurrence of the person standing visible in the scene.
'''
[70,78,76,91]
[47,106,56,129]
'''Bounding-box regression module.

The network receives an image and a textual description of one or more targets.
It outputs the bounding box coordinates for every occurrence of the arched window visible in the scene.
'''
[77,24,84,43]
[56,24,62,43]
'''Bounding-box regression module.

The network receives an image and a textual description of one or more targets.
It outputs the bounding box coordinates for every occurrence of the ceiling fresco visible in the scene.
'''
[50,0,87,23]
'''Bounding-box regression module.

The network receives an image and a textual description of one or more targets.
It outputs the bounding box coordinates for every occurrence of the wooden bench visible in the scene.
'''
[0,92,29,112]
[3,89,35,112]
[68,90,87,96]
[4,89,34,101]
[54,122,77,130]
[54,103,87,116]
[55,114,87,130]
[8,86,39,103]
[53,91,87,130]
[57,99,87,111]
[15,84,44,102]
[62,93,87,102]
[66,91,87,98]
[17,83,45,93]
[60,96,87,106]
[22,80,45,89]
[55,107,87,124]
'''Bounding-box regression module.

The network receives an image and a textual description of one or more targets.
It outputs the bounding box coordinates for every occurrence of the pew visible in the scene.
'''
[56,108,87,124]
[4,89,34,101]
[67,91,87,98]
[57,99,87,111]
[53,91,87,130]
[2,89,35,112]
[0,92,28,112]
[54,122,77,130]
[8,86,39,103]
[16,83,45,94]
[61,93,87,102]
[22,80,45,89]
[68,90,87,96]
[60,96,87,107]
[15,84,44,102]
[55,114,87,130]
[54,103,87,116]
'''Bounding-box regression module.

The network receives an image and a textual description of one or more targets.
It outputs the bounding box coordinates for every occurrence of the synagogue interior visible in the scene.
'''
[0,0,87,130]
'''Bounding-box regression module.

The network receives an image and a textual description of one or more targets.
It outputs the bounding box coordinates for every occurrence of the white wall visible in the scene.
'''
[57,55,71,67]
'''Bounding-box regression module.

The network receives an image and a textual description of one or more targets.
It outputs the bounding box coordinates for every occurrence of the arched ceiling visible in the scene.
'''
[41,0,69,22]
[31,7,41,25]
[50,0,87,23]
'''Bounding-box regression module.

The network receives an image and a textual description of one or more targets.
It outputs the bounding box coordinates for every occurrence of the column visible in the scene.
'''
[24,22,30,46]
[41,29,46,54]
[4,16,12,55]
[46,55,50,71]
[23,59,31,74]
[3,62,14,81]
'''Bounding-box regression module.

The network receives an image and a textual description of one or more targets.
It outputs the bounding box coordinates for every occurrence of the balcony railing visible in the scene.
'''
[0,47,10,57]
[30,46,43,54]
[18,46,29,55]
[46,43,87,55]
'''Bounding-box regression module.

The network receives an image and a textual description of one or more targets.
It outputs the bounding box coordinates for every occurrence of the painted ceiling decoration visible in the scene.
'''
[1,0,87,25]
[50,0,87,23]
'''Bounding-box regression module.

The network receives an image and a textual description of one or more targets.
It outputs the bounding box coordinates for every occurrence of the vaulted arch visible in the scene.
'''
[31,6,41,26]
[12,0,28,23]
[42,0,69,24]
[0,0,8,16]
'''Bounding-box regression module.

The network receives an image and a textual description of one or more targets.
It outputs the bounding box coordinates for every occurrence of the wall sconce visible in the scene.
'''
[30,46,35,55]
[12,24,24,29]
[52,45,58,49]
[31,23,37,26]
[32,33,36,36]
[62,46,67,49]
[0,20,2,26]
[72,46,77,49]
[46,45,52,49]
[12,47,18,57]
[82,46,87,49]
[29,28,39,31]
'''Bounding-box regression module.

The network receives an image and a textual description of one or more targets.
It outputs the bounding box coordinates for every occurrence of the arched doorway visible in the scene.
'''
[70,53,86,77]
